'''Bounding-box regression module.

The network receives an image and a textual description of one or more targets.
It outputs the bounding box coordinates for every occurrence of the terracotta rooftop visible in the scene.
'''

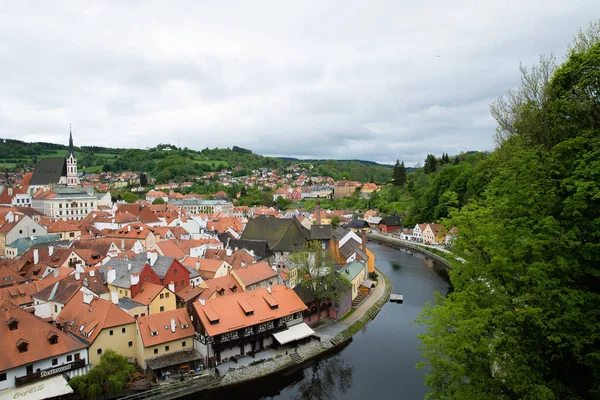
[233,262,278,286]
[57,292,135,344]
[137,308,195,347]
[0,299,87,371]
[192,285,306,337]
[132,282,172,305]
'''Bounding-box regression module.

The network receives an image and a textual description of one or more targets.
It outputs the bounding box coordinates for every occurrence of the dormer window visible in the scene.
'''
[16,339,28,353]
[47,332,59,345]
[6,318,19,331]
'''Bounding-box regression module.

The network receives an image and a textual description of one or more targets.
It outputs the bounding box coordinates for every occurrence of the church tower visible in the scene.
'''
[66,125,80,187]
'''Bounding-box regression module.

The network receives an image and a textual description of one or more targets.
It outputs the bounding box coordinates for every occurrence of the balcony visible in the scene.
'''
[15,359,86,386]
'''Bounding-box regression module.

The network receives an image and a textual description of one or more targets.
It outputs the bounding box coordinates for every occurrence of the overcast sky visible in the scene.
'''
[0,1,598,165]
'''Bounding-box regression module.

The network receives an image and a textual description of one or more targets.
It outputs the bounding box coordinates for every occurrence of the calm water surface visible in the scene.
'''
[195,241,450,400]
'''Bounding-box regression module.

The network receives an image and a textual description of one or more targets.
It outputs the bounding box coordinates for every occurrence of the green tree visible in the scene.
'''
[417,27,600,400]
[331,215,341,228]
[68,350,135,400]
[424,154,437,174]
[121,191,137,203]
[139,172,148,187]
[392,160,407,187]
[290,242,352,326]
[152,197,165,205]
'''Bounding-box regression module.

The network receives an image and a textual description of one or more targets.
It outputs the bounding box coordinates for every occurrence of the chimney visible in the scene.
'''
[226,248,232,257]
[168,281,175,292]
[89,270,95,277]
[267,286,271,294]
[131,273,140,286]
[8,188,12,196]
[107,267,116,284]
[53,268,59,278]
[49,246,54,256]
[83,293,94,305]
[111,291,119,305]
[121,238,125,250]
[33,248,39,264]
[315,200,321,225]
[195,261,200,271]
[199,298,206,306]
[170,318,176,333]
[75,272,81,280]
[128,263,132,271]
[362,231,367,252]
[128,225,131,232]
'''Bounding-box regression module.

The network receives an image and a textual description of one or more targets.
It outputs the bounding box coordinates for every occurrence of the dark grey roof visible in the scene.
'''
[228,238,273,260]
[347,219,370,229]
[30,157,67,186]
[339,238,361,259]
[241,216,309,253]
[100,258,147,288]
[293,284,316,304]
[355,248,368,262]
[145,349,203,371]
[118,297,145,310]
[132,253,175,279]
[310,224,333,240]
[379,215,402,226]
[332,227,350,241]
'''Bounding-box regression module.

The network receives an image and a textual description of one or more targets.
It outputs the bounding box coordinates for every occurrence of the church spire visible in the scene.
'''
[68,124,74,156]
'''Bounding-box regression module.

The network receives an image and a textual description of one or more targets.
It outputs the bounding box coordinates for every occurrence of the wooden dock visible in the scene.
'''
[390,294,403,304]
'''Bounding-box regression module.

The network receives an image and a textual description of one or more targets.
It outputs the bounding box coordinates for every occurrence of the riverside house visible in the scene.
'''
[190,285,308,367]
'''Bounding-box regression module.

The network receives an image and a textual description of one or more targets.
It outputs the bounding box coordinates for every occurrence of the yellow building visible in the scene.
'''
[135,308,201,373]
[132,282,177,315]
[338,261,368,300]
[57,292,137,365]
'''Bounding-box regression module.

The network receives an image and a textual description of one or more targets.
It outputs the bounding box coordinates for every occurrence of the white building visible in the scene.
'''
[32,188,99,221]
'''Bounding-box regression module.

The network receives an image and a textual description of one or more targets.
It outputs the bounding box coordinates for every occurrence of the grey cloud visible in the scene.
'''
[0,0,598,166]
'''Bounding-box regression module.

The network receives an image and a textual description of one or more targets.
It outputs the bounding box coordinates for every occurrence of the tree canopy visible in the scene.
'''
[68,350,135,400]
[417,24,600,400]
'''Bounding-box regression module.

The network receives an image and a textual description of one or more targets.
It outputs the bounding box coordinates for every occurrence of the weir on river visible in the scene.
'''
[191,241,450,400]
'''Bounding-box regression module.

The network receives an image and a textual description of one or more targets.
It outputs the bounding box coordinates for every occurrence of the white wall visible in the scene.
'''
[0,349,87,391]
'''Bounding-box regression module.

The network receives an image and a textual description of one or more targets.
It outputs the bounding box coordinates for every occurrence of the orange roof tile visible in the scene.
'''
[137,308,195,347]
[192,285,306,337]
[233,262,277,286]
[0,299,86,371]
[57,292,135,344]
[132,282,172,305]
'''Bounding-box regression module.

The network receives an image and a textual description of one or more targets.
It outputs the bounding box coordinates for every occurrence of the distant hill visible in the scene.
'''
[0,139,395,183]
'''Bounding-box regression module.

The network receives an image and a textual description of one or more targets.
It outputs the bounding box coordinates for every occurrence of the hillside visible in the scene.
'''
[0,140,393,183]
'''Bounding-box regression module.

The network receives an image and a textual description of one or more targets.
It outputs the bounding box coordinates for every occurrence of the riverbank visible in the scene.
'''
[135,267,391,400]
[367,231,463,267]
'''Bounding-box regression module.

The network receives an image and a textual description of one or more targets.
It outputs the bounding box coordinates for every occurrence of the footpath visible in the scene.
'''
[133,268,392,399]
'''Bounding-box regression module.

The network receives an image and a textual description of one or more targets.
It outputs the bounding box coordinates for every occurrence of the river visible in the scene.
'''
[195,241,450,400]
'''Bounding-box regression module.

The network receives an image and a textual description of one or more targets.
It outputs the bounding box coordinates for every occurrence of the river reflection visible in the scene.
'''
[191,242,449,400]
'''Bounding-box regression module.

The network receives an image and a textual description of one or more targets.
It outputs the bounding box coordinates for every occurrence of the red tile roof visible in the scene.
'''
[137,308,194,347]
[233,262,278,286]
[192,285,306,337]
[57,292,135,344]
[0,299,86,370]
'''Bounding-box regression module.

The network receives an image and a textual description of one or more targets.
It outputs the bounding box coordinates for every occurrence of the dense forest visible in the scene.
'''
[417,22,600,399]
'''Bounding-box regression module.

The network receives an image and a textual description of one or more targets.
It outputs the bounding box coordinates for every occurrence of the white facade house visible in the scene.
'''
[168,199,234,216]
[32,189,98,221]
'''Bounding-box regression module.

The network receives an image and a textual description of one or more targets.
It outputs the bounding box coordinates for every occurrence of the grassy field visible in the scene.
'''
[82,165,104,173]
[196,160,227,167]
[0,163,16,169]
